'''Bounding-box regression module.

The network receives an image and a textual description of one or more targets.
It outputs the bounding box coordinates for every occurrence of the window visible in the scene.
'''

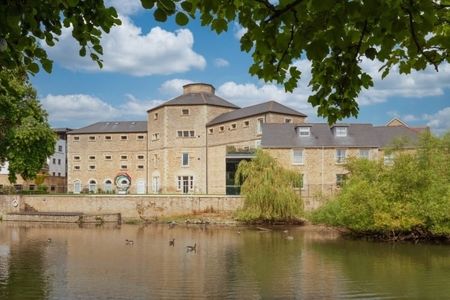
[88,180,97,193]
[335,127,348,137]
[300,174,305,190]
[104,180,113,193]
[89,165,96,170]
[74,165,80,170]
[181,108,190,115]
[121,165,128,170]
[29,184,36,191]
[52,172,56,176]
[208,128,214,134]
[243,120,250,127]
[177,130,195,138]
[177,176,194,193]
[256,118,264,134]
[120,155,128,160]
[230,123,237,130]
[298,127,311,137]
[105,155,112,160]
[105,136,112,141]
[137,165,144,170]
[50,185,56,192]
[120,135,128,140]
[137,135,145,140]
[292,149,304,165]
[151,133,160,141]
[154,113,159,120]
[285,118,292,123]
[89,136,96,141]
[58,172,61,176]
[88,155,95,160]
[52,158,56,164]
[255,140,261,148]
[58,145,63,152]
[359,149,370,159]
[336,174,347,187]
[336,149,347,164]
[137,155,144,160]
[58,159,61,165]
[384,153,394,165]
[74,155,80,160]
[182,152,189,167]
[74,136,80,141]
[219,126,225,133]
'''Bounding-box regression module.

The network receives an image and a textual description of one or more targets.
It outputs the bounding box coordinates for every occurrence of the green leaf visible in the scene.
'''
[141,0,156,9]
[28,63,39,74]
[154,8,167,22]
[175,12,189,26]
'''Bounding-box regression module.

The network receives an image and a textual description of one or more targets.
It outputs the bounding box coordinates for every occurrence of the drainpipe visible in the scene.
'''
[205,113,209,195]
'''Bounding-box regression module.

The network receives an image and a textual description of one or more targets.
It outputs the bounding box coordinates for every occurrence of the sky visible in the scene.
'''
[31,0,450,134]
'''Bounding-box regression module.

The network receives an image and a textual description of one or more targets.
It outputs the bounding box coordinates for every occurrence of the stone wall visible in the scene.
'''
[0,195,243,221]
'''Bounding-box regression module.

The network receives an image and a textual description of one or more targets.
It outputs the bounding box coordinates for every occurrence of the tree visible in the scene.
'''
[0,68,56,183]
[235,150,303,222]
[0,0,121,76]
[139,0,450,123]
[1,1,449,123]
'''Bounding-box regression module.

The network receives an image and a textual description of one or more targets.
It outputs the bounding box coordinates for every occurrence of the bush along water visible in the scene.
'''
[312,131,450,242]
[234,150,304,224]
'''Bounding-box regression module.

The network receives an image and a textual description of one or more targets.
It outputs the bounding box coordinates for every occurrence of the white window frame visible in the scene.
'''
[105,136,112,141]
[73,180,81,194]
[384,153,394,165]
[73,136,80,141]
[137,135,145,141]
[137,165,145,170]
[298,127,310,137]
[335,127,348,137]
[104,154,112,160]
[181,108,190,116]
[88,136,96,141]
[208,128,214,134]
[243,120,250,128]
[104,179,113,193]
[120,155,128,160]
[292,149,304,165]
[88,179,97,193]
[255,140,261,148]
[176,176,194,192]
[88,155,96,160]
[74,165,81,171]
[176,130,195,138]
[336,174,346,187]
[120,135,128,141]
[300,173,306,190]
[88,165,96,171]
[359,149,370,159]
[230,123,237,130]
[137,154,145,160]
[336,149,347,164]
[256,118,264,135]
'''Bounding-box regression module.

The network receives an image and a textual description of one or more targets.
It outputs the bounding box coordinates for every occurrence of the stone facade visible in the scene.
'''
[67,131,147,194]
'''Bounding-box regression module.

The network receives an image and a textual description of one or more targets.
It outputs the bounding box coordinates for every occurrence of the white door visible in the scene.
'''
[74,181,81,194]
[137,179,145,194]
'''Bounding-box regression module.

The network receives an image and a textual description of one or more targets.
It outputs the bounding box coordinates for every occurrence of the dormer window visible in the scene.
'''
[335,127,348,137]
[298,127,310,137]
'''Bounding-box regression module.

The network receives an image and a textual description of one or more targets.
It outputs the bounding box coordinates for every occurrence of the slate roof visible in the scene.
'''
[68,121,147,134]
[261,123,422,148]
[147,92,239,112]
[207,101,307,126]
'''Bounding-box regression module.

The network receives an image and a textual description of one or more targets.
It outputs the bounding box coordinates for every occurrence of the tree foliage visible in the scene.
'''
[312,132,450,238]
[235,150,303,222]
[138,0,450,123]
[0,68,56,182]
[0,0,121,76]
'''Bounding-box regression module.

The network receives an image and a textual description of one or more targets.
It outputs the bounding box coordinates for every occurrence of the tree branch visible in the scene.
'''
[265,0,304,24]
[277,25,296,73]
[354,20,368,62]
[406,1,439,71]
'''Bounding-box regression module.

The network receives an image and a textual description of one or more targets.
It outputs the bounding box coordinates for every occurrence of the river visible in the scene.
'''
[0,222,449,299]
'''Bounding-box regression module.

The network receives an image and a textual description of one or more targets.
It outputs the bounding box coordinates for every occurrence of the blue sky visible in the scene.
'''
[31,0,450,134]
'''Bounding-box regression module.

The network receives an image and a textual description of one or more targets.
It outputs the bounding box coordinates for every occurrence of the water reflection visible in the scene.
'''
[0,223,448,299]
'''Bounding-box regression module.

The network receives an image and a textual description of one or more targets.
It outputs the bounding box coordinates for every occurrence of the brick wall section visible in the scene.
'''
[68,132,147,194]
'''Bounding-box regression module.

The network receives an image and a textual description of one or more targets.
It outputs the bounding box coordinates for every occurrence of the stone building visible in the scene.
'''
[67,121,147,194]
[66,83,424,196]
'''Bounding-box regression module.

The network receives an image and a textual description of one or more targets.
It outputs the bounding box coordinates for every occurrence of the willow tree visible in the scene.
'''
[235,150,303,222]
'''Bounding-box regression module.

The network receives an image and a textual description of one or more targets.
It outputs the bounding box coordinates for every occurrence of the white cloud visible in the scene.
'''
[214,58,229,68]
[41,94,120,126]
[41,93,163,127]
[106,0,143,16]
[46,17,206,76]
[159,79,193,96]
[423,107,450,135]
[233,23,247,40]
[359,60,450,105]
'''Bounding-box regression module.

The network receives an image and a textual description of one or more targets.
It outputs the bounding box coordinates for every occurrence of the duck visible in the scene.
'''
[169,238,175,247]
[168,221,177,229]
[286,236,294,240]
[47,238,52,243]
[125,239,134,245]
[186,243,197,252]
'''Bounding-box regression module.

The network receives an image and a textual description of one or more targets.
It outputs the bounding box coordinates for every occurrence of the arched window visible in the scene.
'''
[73,180,81,194]
[104,179,113,193]
[88,179,97,193]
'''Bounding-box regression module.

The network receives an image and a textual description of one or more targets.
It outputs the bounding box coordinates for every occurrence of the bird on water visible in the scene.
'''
[186,243,197,252]
[125,239,134,245]
[169,238,175,247]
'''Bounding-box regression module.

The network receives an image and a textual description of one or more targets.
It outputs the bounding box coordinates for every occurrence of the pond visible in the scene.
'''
[0,222,449,299]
